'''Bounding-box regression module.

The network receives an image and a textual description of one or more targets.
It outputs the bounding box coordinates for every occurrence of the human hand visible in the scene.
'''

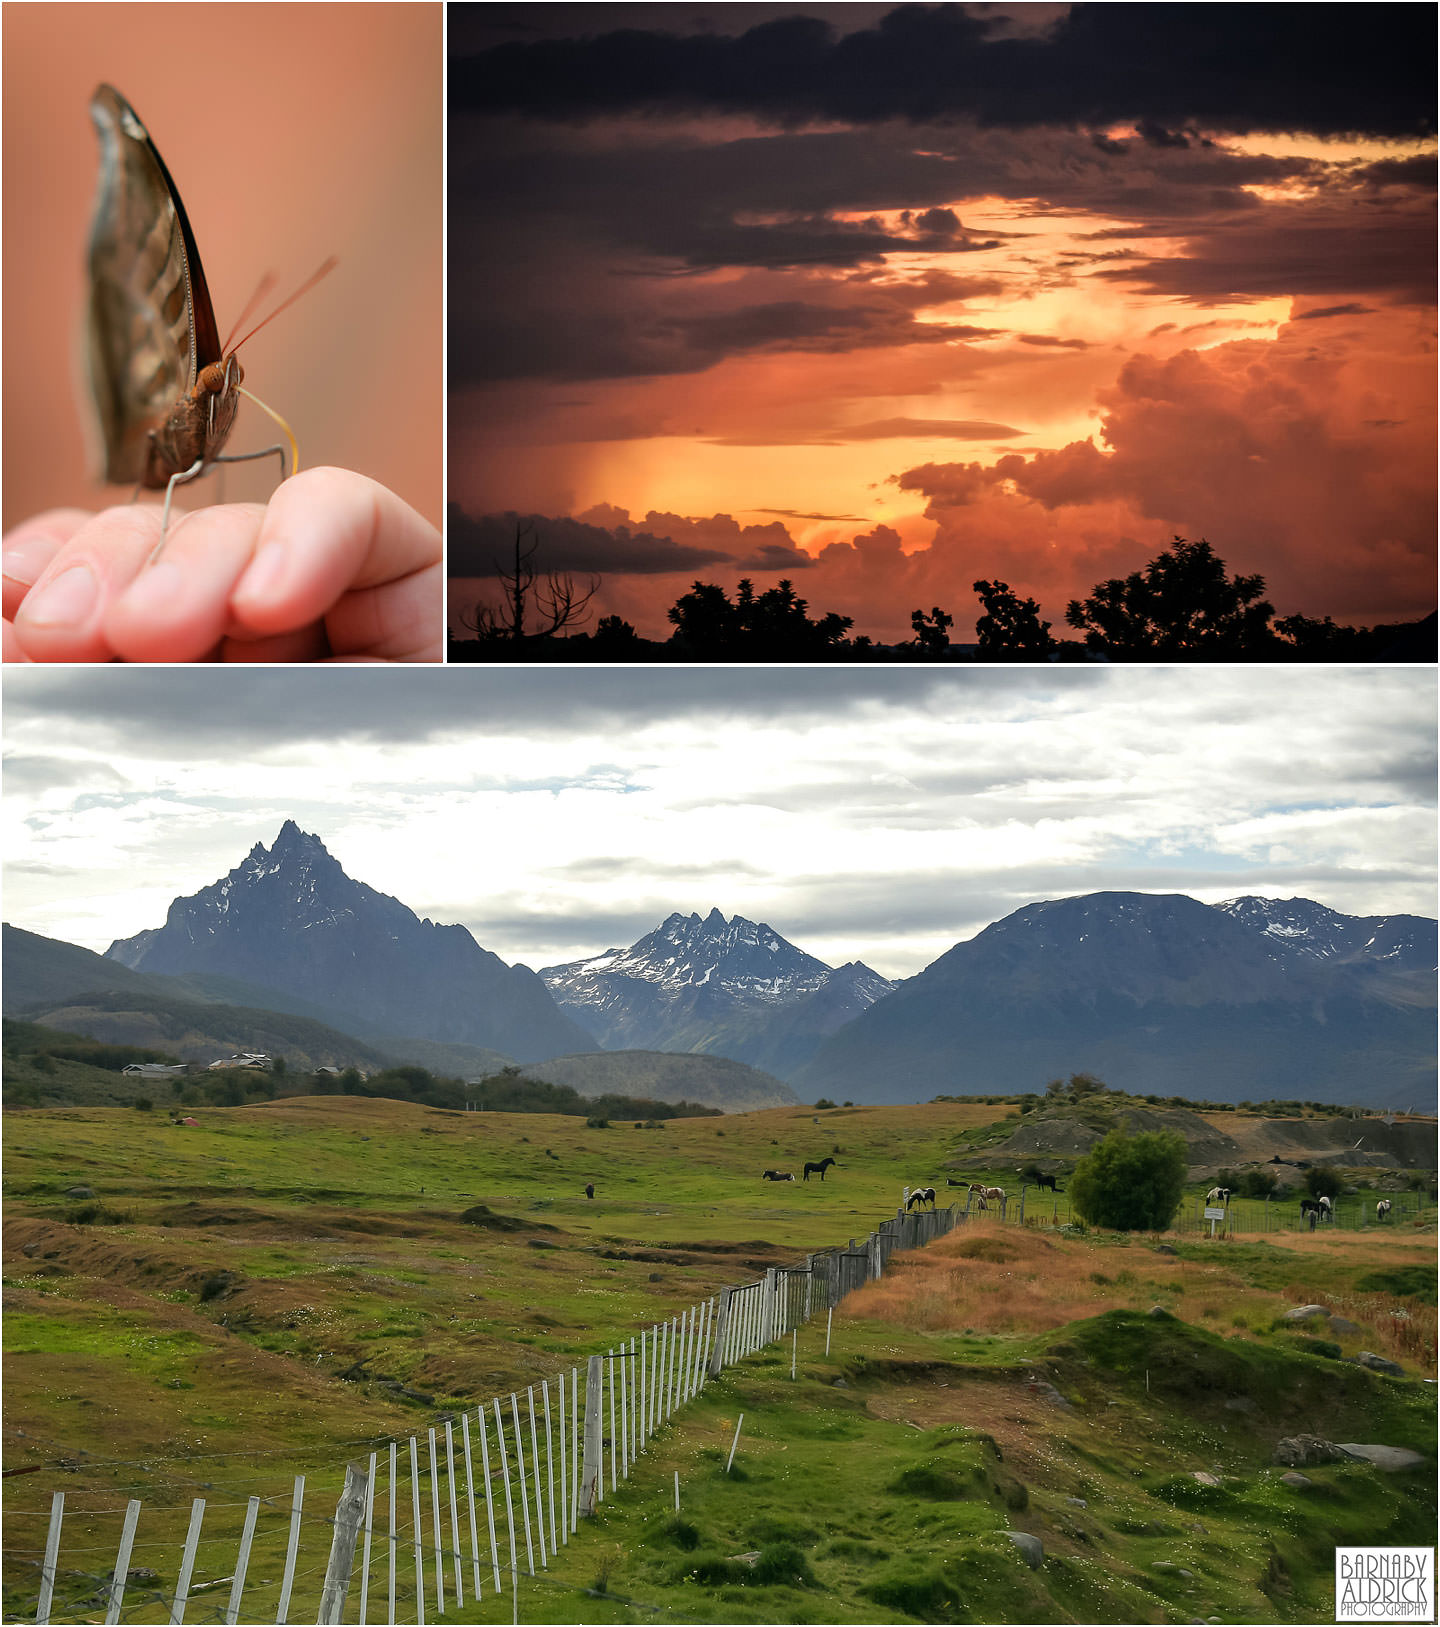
[3,467,441,663]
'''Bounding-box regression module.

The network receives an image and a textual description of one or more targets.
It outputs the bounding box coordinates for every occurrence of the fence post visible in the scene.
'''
[36,1491,63,1627]
[220,1496,259,1627]
[171,1497,205,1625]
[105,1497,143,1626]
[407,1439,425,1627]
[868,1233,882,1279]
[427,1427,444,1613]
[477,1406,501,1594]
[492,1399,518,1593]
[578,1354,605,1516]
[445,1422,463,1609]
[317,1461,370,1625]
[710,1287,734,1376]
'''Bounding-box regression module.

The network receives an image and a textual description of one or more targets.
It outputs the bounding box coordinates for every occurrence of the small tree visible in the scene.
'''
[1303,1166,1343,1201]
[461,522,600,643]
[908,605,954,656]
[1068,1126,1187,1231]
[973,580,1058,658]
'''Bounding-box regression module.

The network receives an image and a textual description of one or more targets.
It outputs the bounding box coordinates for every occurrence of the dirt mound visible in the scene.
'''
[981,1106,1241,1170]
[1211,1116,1437,1170]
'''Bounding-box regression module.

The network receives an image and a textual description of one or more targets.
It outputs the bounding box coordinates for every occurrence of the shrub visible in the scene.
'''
[866,1566,962,1618]
[1068,1127,1187,1231]
[813,1098,837,1110]
[133,1097,154,1111]
[1304,1167,1343,1200]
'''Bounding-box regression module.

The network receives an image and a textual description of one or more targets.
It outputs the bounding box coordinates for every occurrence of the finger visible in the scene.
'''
[9,505,171,663]
[325,561,444,661]
[102,504,268,663]
[219,624,332,662]
[3,619,35,662]
[229,467,441,635]
[3,509,92,625]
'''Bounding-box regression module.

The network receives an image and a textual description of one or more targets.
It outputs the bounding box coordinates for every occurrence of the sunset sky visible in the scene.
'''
[448,2,1435,643]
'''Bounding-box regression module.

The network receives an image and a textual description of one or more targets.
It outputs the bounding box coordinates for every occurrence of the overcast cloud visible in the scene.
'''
[3,666,1433,979]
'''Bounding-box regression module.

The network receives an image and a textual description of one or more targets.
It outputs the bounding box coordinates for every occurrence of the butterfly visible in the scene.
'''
[86,84,333,540]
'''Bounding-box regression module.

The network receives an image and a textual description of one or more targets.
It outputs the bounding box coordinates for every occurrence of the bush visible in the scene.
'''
[1068,1127,1187,1231]
[813,1097,837,1109]
[1304,1167,1343,1200]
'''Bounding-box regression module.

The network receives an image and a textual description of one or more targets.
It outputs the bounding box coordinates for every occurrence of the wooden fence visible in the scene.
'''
[13,1203,962,1626]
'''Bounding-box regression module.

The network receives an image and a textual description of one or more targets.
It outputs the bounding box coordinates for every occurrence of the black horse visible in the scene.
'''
[803,1156,837,1182]
[761,1169,795,1182]
[906,1187,936,1210]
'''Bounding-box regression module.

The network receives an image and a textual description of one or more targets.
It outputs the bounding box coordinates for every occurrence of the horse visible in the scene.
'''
[1032,1172,1060,1193]
[906,1187,936,1210]
[1299,1198,1324,1224]
[1206,1187,1231,1206]
[946,1177,968,1187]
[585,1183,595,1200]
[803,1156,837,1182]
[1318,1195,1333,1217]
[761,1169,795,1182]
[1376,1198,1392,1222]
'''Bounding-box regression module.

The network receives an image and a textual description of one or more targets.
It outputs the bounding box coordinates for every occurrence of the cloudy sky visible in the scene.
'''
[3,665,1434,980]
[448,2,1436,642]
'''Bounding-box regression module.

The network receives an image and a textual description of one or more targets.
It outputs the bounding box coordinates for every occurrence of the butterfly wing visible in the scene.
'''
[87,84,222,485]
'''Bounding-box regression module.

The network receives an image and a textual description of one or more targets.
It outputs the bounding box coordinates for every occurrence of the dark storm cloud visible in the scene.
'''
[1357,153,1438,190]
[450,4,1435,139]
[448,507,739,576]
[1092,208,1438,305]
[4,671,1095,762]
[835,417,1027,439]
[1016,334,1091,349]
[1291,303,1375,321]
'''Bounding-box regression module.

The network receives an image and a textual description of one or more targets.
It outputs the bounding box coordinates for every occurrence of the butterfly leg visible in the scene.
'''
[211,443,289,482]
[153,458,208,558]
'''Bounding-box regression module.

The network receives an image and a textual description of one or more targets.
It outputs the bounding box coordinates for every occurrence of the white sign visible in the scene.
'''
[1203,1207,1226,1220]
[1336,1547,1434,1622]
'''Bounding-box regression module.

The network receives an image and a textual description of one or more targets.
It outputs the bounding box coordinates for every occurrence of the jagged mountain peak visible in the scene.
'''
[102,824,596,1062]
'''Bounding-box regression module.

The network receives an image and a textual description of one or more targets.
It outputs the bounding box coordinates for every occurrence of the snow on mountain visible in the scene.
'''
[541,909,896,1071]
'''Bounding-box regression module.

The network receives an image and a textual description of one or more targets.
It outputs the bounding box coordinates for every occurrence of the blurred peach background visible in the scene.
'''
[2,2,441,531]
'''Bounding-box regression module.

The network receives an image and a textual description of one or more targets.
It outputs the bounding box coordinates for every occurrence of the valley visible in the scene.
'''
[3,1094,1433,1624]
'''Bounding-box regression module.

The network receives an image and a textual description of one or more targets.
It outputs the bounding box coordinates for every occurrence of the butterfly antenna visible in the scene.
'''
[237,388,301,476]
[229,256,339,353]
[221,271,279,354]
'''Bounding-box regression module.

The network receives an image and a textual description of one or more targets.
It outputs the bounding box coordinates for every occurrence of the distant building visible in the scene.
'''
[208,1053,272,1071]
[122,1063,186,1078]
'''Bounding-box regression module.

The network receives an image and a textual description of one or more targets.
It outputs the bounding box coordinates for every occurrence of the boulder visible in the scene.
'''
[1191,1472,1221,1487]
[1148,1305,1174,1319]
[1008,1532,1044,1569]
[1154,1244,1178,1256]
[63,1186,95,1199]
[1281,1304,1329,1324]
[1065,1496,1087,1509]
[1326,1315,1361,1337]
[1335,1444,1425,1472]
[1279,1472,1312,1489]
[1271,1435,1350,1467]
[1354,1351,1405,1377]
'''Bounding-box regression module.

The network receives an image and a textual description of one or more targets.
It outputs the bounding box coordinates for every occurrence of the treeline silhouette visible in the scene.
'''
[450,535,1435,663]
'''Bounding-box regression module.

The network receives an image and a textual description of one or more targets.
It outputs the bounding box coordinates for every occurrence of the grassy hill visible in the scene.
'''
[2,1095,1432,1623]
[526,1049,799,1111]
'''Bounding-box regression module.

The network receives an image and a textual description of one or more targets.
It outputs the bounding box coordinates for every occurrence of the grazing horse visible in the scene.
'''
[1299,1198,1323,1225]
[906,1187,936,1210]
[1376,1198,1392,1222]
[1206,1187,1231,1206]
[1318,1195,1333,1217]
[803,1156,837,1182]
[761,1169,795,1182]
[1032,1173,1060,1193]
[946,1177,969,1187]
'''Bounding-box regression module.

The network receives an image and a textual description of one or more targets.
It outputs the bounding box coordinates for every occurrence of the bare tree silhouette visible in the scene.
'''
[459,521,600,642]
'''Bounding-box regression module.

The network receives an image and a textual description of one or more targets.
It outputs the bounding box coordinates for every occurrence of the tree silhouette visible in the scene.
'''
[908,606,954,656]
[667,578,853,658]
[459,521,600,642]
[1065,537,1274,656]
[973,580,1058,658]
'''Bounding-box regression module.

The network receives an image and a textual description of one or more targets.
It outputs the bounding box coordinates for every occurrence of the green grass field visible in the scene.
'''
[3,1095,1433,1624]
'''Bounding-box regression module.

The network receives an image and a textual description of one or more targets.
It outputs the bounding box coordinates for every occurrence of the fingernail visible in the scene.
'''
[116,560,187,621]
[3,537,59,590]
[20,564,99,628]
[235,540,291,605]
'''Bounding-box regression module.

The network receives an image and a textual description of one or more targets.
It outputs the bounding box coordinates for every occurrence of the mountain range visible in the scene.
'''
[792,891,1436,1107]
[541,909,894,1077]
[6,822,1433,1111]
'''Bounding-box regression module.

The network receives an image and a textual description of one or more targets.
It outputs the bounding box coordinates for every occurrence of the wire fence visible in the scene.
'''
[4,1201,963,1625]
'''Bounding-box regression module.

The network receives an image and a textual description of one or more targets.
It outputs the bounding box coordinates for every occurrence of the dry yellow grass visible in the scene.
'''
[842,1216,1437,1374]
